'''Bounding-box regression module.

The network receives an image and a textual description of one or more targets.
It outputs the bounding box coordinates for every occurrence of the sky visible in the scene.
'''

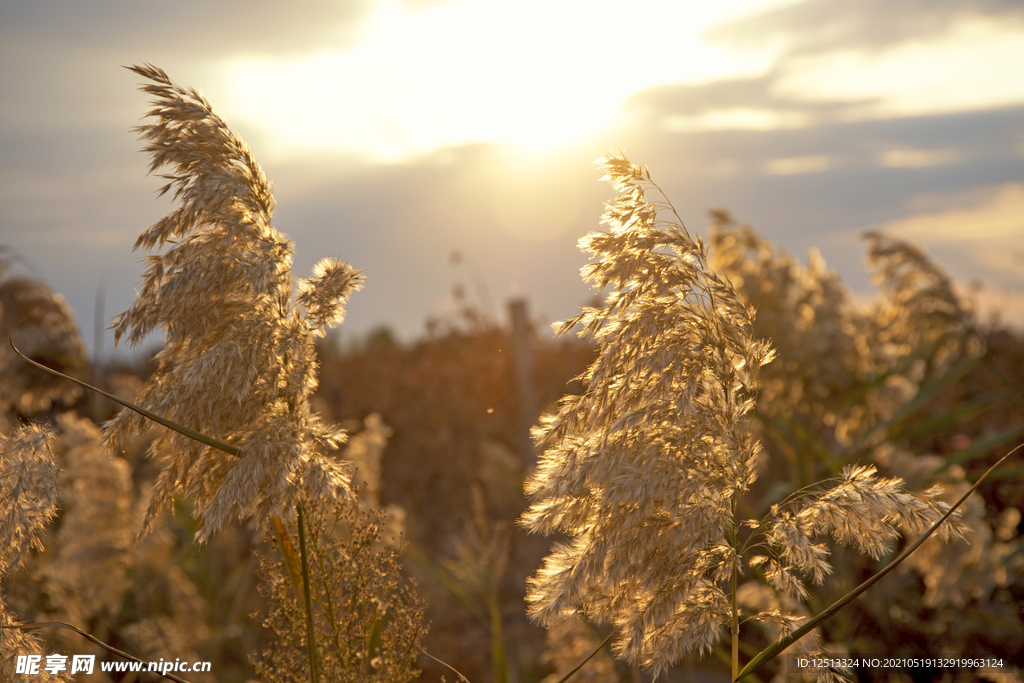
[2,0,1023,360]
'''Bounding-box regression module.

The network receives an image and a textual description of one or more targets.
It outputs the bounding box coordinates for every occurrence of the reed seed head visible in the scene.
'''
[108,65,364,540]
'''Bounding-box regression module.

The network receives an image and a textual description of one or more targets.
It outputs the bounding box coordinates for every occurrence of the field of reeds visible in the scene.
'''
[1,64,1023,683]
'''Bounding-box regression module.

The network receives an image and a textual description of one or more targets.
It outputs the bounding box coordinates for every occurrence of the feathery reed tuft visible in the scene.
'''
[0,423,70,682]
[520,152,775,674]
[521,153,970,678]
[0,251,86,420]
[254,500,428,683]
[46,414,134,622]
[864,230,976,376]
[108,64,364,540]
[1,424,61,580]
[760,463,967,600]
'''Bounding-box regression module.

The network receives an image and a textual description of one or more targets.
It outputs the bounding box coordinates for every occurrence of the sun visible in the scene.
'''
[214,0,779,162]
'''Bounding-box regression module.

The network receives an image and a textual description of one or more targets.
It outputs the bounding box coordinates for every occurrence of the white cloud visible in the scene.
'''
[882,183,1024,303]
[879,148,961,169]
[662,108,812,132]
[886,183,1024,243]
[774,19,1024,119]
[764,154,830,175]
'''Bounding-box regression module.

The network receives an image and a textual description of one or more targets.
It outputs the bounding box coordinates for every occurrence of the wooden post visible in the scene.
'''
[508,298,538,473]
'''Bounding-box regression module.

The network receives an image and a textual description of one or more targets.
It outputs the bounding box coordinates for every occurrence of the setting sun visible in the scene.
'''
[215,0,778,161]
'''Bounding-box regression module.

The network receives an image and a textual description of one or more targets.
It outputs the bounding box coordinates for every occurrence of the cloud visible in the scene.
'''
[971,284,1024,329]
[696,1,1024,124]
[879,148,961,169]
[885,183,1024,243]
[772,25,1024,117]
[624,73,887,141]
[0,0,372,58]
[5,0,1024,355]
[627,74,870,121]
[624,73,1024,179]
[0,0,371,147]
[882,183,1024,293]
[703,0,1024,56]
[763,154,830,175]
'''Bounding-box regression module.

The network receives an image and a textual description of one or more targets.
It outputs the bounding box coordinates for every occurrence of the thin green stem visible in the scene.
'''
[734,446,1019,681]
[9,334,243,458]
[731,557,739,680]
[296,502,320,683]
[731,496,739,681]
[489,594,509,683]
[420,648,472,682]
[552,631,615,683]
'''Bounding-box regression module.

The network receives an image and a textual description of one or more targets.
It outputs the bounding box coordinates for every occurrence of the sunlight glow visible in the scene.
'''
[216,0,780,162]
[487,149,587,242]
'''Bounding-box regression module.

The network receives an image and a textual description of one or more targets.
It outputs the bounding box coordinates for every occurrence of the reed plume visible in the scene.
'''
[108,64,364,540]
[520,152,776,673]
[521,153,968,678]
[1,423,71,682]
[0,252,86,421]
[1,424,60,582]
[102,65,428,683]
[254,500,428,683]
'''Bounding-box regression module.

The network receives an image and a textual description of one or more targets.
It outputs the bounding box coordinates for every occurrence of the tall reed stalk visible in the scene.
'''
[101,64,425,682]
[520,152,971,681]
[107,64,363,543]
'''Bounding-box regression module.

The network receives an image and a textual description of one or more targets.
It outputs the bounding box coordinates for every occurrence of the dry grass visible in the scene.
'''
[0,65,1019,683]
[107,64,364,541]
[0,252,86,422]
[255,501,428,683]
[520,153,973,680]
